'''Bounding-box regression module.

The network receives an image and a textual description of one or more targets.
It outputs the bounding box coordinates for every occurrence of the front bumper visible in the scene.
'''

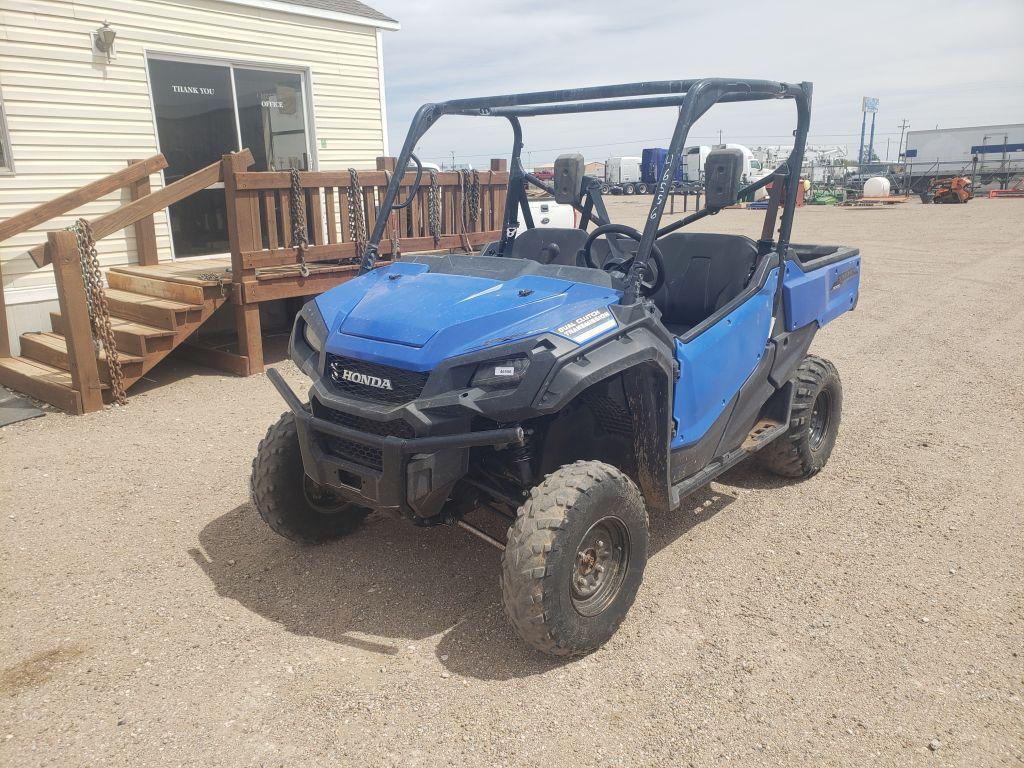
[267,368,523,519]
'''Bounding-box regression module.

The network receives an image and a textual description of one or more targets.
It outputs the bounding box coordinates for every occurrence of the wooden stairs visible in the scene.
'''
[0,267,228,413]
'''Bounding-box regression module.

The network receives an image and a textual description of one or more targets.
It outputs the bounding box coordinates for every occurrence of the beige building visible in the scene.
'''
[0,0,398,353]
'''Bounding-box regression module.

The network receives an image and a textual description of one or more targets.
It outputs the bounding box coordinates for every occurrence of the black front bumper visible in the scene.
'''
[267,368,523,518]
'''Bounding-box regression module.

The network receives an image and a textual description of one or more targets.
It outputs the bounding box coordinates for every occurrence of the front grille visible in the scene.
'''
[325,354,429,404]
[313,401,414,471]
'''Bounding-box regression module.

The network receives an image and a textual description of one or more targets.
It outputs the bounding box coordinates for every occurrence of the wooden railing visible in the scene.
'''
[222,154,510,372]
[0,155,169,360]
[0,151,252,412]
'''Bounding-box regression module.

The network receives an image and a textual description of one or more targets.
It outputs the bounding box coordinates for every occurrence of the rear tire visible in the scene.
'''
[758,355,843,478]
[623,184,635,195]
[501,461,649,657]
[251,411,371,544]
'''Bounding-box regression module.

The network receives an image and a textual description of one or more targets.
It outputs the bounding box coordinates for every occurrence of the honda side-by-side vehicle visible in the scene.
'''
[251,78,861,656]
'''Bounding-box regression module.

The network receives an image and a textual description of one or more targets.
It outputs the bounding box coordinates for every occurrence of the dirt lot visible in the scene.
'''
[2,197,1022,767]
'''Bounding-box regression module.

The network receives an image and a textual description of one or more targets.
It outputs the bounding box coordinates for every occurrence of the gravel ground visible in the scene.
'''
[2,197,1022,767]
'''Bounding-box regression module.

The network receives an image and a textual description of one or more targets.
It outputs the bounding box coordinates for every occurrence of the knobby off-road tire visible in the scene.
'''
[759,355,843,478]
[251,411,371,544]
[501,460,649,657]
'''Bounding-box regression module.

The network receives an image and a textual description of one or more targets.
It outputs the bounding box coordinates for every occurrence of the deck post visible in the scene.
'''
[49,230,103,413]
[0,259,10,359]
[485,159,505,231]
[128,159,160,267]
[223,151,263,374]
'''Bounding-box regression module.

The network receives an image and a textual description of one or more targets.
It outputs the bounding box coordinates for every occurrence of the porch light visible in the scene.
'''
[93,21,117,61]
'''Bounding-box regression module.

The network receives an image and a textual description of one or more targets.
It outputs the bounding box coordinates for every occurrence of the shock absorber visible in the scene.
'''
[508,427,535,488]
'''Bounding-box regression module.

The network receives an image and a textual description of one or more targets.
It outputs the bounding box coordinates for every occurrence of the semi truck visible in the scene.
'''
[602,144,768,195]
[601,156,642,194]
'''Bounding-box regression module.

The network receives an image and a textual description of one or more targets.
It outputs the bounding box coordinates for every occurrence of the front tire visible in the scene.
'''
[501,461,649,657]
[758,355,843,478]
[251,411,371,544]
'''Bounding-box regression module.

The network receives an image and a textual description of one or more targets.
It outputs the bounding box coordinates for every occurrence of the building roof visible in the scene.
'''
[277,0,396,24]
[222,0,399,28]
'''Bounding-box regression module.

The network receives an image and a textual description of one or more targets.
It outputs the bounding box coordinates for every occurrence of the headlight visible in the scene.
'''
[471,356,530,390]
[303,319,323,353]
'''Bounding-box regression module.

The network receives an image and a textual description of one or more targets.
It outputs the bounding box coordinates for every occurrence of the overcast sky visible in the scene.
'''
[372,0,1024,167]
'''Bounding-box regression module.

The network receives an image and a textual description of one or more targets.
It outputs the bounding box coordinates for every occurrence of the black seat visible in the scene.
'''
[649,232,759,336]
[507,227,588,267]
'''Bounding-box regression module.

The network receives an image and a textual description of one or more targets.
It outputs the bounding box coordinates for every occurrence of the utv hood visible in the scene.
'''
[317,262,620,370]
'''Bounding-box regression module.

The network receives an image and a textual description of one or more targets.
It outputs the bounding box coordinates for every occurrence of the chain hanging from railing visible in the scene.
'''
[427,169,442,248]
[346,168,368,259]
[456,169,482,252]
[288,168,311,278]
[73,218,127,405]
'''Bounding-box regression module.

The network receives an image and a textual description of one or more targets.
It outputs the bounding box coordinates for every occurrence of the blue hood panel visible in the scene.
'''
[317,262,620,371]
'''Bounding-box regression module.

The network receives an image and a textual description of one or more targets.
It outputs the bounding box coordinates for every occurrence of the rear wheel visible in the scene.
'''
[251,411,371,544]
[622,184,635,195]
[758,355,843,478]
[501,461,649,657]
[636,183,648,194]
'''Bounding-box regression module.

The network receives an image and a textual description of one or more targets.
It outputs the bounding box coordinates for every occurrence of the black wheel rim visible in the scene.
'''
[302,475,348,514]
[571,516,630,617]
[809,389,832,451]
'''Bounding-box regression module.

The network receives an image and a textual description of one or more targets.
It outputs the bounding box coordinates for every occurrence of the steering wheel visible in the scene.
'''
[581,224,666,295]
[391,152,423,210]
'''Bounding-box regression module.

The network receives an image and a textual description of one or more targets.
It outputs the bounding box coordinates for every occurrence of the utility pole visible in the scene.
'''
[718,129,723,145]
[896,118,909,161]
[449,150,456,170]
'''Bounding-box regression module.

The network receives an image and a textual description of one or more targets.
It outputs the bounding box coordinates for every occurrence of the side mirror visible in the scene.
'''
[704,148,744,210]
[553,152,585,204]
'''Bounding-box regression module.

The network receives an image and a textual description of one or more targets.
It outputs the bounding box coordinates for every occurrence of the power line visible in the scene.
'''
[417,131,908,163]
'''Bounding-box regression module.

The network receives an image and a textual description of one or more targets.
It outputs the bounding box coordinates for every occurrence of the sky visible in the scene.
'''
[372,0,1024,167]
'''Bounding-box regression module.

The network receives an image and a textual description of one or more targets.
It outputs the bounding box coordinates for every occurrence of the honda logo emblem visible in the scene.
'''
[331,364,393,391]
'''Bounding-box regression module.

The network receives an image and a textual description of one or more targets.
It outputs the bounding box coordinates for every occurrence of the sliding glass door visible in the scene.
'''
[147,56,313,258]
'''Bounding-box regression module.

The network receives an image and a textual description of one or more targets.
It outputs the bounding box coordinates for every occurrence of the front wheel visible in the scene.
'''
[501,461,649,657]
[758,355,843,478]
[251,411,371,544]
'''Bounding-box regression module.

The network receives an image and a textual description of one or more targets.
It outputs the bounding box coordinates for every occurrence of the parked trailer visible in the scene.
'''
[905,124,1024,191]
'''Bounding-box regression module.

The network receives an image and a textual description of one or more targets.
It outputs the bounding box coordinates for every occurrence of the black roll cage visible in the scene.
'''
[358,78,812,304]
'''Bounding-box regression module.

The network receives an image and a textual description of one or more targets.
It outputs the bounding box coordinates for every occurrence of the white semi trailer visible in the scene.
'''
[904,124,1024,186]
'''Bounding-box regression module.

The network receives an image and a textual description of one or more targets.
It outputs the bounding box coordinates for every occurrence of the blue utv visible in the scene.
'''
[252,79,861,657]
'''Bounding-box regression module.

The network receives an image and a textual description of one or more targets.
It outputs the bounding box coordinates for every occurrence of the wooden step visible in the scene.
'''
[106,270,206,305]
[0,356,86,414]
[20,332,144,384]
[104,288,199,329]
[50,312,174,356]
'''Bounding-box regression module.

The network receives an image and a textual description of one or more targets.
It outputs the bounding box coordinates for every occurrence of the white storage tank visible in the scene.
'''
[863,176,891,197]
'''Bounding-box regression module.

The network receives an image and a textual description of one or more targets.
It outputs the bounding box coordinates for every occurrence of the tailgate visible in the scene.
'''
[782,246,861,331]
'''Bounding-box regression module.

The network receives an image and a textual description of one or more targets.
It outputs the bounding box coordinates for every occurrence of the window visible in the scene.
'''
[146,56,313,257]
[0,87,13,175]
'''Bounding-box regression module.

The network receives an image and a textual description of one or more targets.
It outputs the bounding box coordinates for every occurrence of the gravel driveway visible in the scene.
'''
[2,197,1022,767]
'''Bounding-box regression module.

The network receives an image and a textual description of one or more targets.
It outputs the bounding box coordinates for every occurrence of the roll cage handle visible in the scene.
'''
[390,152,424,210]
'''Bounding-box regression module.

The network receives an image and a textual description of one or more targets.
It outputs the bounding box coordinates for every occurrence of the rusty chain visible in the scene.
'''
[427,169,441,248]
[346,168,368,260]
[467,169,481,227]
[288,167,311,277]
[73,218,127,405]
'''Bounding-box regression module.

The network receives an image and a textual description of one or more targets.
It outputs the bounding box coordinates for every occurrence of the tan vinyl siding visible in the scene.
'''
[0,0,387,298]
